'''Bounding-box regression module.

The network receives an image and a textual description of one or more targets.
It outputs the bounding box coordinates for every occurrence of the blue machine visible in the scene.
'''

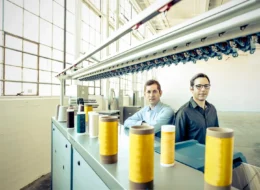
[154,140,247,173]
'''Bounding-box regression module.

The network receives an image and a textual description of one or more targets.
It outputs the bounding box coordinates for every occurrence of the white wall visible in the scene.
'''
[0,94,103,190]
[0,97,68,190]
[157,51,260,112]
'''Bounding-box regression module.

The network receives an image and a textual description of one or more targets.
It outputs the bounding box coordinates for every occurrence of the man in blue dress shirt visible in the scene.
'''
[124,79,174,136]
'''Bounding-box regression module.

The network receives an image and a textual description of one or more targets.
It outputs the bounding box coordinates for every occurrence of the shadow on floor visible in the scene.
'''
[21,173,51,190]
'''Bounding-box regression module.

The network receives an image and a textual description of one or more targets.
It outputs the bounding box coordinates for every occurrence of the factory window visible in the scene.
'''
[81,2,101,60]
[86,80,101,95]
[0,0,76,96]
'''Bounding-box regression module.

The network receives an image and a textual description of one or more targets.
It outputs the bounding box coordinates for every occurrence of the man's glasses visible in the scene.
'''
[194,84,211,90]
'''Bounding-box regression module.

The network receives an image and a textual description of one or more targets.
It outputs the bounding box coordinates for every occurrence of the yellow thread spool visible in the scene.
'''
[204,127,234,190]
[84,104,93,122]
[129,126,154,190]
[99,116,118,164]
[161,125,175,167]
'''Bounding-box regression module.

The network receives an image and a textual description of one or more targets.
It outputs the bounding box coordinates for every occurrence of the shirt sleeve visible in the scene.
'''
[123,108,144,128]
[174,110,187,142]
[150,107,174,134]
[215,111,219,127]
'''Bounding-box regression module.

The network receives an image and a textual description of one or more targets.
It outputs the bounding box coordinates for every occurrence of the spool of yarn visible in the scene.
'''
[77,112,86,134]
[204,127,234,190]
[67,108,74,128]
[84,104,93,122]
[88,112,99,138]
[78,104,84,112]
[99,116,118,164]
[129,125,154,190]
[160,125,175,167]
[56,104,60,120]
[58,106,68,122]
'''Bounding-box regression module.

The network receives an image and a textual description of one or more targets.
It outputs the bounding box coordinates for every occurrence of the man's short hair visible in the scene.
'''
[190,73,210,87]
[144,79,162,92]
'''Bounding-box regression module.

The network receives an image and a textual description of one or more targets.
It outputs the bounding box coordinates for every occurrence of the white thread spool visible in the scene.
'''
[58,106,68,122]
[88,112,99,138]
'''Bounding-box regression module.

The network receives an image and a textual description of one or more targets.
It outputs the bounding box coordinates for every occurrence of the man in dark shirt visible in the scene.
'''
[174,73,219,144]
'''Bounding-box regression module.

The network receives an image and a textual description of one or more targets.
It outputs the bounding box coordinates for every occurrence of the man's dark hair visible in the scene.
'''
[144,79,161,92]
[190,73,210,87]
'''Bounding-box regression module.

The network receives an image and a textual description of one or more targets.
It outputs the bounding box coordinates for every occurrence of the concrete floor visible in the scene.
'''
[22,112,260,190]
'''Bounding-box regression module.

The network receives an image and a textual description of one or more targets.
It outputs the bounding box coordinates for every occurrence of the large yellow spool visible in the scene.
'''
[84,104,93,122]
[99,116,118,164]
[204,127,234,190]
[129,126,154,190]
[160,125,175,167]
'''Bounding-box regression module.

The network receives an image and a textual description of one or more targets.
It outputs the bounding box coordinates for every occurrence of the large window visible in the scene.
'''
[0,0,75,96]
[0,0,149,97]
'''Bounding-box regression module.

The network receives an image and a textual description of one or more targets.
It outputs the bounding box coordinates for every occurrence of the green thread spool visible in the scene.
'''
[77,112,86,133]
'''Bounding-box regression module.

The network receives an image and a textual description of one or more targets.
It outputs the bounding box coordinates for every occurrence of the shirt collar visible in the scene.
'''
[146,101,162,112]
[190,97,209,109]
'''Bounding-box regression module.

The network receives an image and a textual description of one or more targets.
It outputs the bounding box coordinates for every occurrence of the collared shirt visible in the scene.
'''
[124,101,174,134]
[174,97,219,144]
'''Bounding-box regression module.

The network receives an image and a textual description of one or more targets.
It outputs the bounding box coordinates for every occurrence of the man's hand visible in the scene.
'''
[141,122,149,126]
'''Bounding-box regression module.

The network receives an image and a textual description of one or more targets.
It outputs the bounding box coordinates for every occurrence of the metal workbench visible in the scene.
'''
[52,117,207,189]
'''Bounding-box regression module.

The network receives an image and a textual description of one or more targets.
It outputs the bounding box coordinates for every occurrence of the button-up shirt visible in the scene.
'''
[124,101,174,134]
[174,97,219,144]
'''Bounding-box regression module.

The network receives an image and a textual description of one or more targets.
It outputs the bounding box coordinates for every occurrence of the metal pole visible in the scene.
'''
[60,79,65,106]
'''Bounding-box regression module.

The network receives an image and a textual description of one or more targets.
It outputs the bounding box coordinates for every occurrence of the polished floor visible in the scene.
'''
[22,112,260,190]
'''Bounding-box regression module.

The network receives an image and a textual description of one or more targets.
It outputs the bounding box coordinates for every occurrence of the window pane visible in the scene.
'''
[4,1,23,37]
[66,32,74,54]
[23,54,38,69]
[95,80,100,87]
[66,54,74,64]
[40,45,52,58]
[67,0,75,14]
[8,0,23,7]
[52,49,63,62]
[0,64,2,80]
[22,83,37,95]
[53,1,64,29]
[0,48,3,63]
[40,18,52,46]
[52,85,60,96]
[66,11,75,34]
[82,4,90,24]
[23,68,37,82]
[52,61,63,72]
[24,10,39,42]
[52,72,60,84]
[39,71,51,83]
[95,87,100,95]
[24,0,39,16]
[5,65,22,81]
[5,49,22,66]
[40,0,52,22]
[6,35,22,50]
[39,58,52,71]
[88,81,94,86]
[88,87,94,95]
[39,84,51,96]
[82,23,89,42]
[53,25,64,51]
[5,82,22,95]
[24,40,38,55]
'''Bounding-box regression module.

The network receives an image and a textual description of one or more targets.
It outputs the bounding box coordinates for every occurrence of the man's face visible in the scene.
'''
[191,77,210,102]
[145,84,162,107]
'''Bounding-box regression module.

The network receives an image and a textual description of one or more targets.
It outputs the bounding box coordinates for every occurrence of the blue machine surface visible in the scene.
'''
[154,140,247,172]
